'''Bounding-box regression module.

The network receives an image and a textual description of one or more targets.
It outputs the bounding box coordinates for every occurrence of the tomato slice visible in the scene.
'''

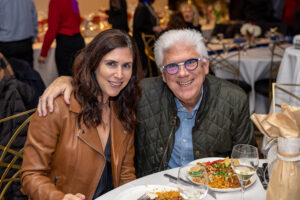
[205,161,211,165]
[211,159,223,164]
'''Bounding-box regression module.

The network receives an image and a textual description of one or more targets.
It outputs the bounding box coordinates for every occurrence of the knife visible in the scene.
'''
[257,167,268,190]
[164,173,217,199]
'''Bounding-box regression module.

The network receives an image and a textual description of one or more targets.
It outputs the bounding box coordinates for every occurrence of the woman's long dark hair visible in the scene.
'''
[72,29,141,132]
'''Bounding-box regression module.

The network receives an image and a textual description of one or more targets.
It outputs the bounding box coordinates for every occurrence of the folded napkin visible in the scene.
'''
[251,103,300,138]
[251,103,300,200]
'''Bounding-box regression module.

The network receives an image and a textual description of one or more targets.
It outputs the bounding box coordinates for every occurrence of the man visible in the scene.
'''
[38,29,256,178]
[0,0,38,67]
[133,0,162,77]
[104,0,129,32]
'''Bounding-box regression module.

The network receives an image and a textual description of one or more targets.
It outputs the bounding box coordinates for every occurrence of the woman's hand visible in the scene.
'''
[38,76,73,117]
[62,193,85,200]
[38,56,46,64]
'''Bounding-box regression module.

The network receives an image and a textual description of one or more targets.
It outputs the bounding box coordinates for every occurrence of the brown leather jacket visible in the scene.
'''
[21,94,136,200]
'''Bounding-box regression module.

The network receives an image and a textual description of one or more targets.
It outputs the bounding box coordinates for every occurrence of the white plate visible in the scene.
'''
[189,157,257,192]
[113,185,178,200]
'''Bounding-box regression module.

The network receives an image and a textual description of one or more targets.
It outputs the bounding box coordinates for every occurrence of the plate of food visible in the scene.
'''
[189,157,257,192]
[113,185,184,200]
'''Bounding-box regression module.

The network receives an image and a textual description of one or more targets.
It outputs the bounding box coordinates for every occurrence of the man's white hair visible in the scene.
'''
[154,29,208,71]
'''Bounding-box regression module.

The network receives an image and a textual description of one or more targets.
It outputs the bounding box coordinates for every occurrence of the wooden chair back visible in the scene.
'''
[207,41,242,84]
[141,33,157,77]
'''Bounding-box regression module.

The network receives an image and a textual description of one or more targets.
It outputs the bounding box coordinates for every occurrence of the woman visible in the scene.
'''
[180,3,201,32]
[21,29,141,200]
[38,0,85,76]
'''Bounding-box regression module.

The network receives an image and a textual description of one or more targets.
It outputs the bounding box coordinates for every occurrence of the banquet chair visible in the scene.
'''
[0,53,14,80]
[141,33,160,77]
[207,41,251,94]
[272,83,300,112]
[0,109,36,199]
[255,42,286,107]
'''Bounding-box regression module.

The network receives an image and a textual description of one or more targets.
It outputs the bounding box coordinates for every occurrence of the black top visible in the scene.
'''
[93,134,114,198]
[106,0,129,32]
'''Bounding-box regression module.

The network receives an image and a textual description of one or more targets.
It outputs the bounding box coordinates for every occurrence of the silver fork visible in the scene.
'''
[137,193,150,200]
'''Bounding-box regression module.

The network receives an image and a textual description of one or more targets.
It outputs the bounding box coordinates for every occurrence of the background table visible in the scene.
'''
[33,37,94,86]
[213,45,286,114]
[271,46,300,112]
[96,160,266,200]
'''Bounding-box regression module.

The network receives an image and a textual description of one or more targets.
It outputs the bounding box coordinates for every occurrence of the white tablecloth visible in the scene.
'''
[33,37,94,86]
[271,46,300,112]
[96,160,266,200]
[33,42,58,87]
[213,46,287,114]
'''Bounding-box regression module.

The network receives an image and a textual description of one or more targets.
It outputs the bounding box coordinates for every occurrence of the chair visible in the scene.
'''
[272,83,300,112]
[141,33,160,77]
[0,53,14,81]
[207,41,251,94]
[0,109,36,199]
[255,42,287,107]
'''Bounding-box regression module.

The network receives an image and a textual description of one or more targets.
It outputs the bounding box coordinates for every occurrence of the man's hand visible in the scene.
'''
[38,76,73,117]
[38,56,46,64]
[62,193,85,200]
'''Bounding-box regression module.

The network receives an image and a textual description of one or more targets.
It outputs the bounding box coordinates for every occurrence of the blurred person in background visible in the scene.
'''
[21,29,141,199]
[167,3,202,32]
[180,3,202,32]
[0,0,38,67]
[100,0,129,32]
[282,0,300,33]
[133,0,163,77]
[38,0,85,76]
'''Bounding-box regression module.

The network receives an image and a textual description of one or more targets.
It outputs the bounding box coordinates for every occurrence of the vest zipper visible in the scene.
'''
[158,116,177,171]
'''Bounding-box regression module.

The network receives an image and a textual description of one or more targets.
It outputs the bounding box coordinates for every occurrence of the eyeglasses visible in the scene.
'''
[162,58,206,75]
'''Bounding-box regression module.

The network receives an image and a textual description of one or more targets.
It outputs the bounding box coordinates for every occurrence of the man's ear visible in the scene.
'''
[162,70,167,83]
[203,60,210,75]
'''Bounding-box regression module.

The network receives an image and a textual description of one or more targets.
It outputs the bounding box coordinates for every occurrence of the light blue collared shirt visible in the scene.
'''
[0,0,38,42]
[168,86,204,169]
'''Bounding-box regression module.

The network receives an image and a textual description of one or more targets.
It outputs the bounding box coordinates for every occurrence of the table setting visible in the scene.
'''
[96,154,268,200]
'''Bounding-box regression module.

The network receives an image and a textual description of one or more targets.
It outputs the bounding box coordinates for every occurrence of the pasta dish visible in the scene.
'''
[192,157,251,189]
[147,190,184,200]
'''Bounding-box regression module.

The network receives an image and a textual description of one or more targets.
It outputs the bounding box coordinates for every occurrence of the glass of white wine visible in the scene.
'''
[231,144,259,200]
[177,164,208,200]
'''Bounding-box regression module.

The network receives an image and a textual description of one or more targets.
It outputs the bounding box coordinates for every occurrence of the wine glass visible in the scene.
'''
[177,164,208,200]
[231,144,259,200]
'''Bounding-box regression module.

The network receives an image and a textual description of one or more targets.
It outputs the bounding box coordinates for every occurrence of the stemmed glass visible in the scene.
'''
[177,164,208,200]
[231,144,259,200]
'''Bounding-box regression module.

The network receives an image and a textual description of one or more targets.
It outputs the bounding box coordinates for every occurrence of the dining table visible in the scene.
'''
[270,45,300,113]
[95,159,267,200]
[210,40,290,114]
[33,37,94,86]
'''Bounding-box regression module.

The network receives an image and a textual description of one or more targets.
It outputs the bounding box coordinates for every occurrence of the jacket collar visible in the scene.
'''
[69,93,128,170]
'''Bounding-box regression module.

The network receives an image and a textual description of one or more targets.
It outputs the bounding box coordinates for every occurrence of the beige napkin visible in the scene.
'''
[251,103,300,200]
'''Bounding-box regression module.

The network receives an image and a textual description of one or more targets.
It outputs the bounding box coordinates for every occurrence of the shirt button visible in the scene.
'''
[160,147,163,151]
[195,150,200,156]
[184,118,188,121]
[183,139,187,143]
[182,157,186,161]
